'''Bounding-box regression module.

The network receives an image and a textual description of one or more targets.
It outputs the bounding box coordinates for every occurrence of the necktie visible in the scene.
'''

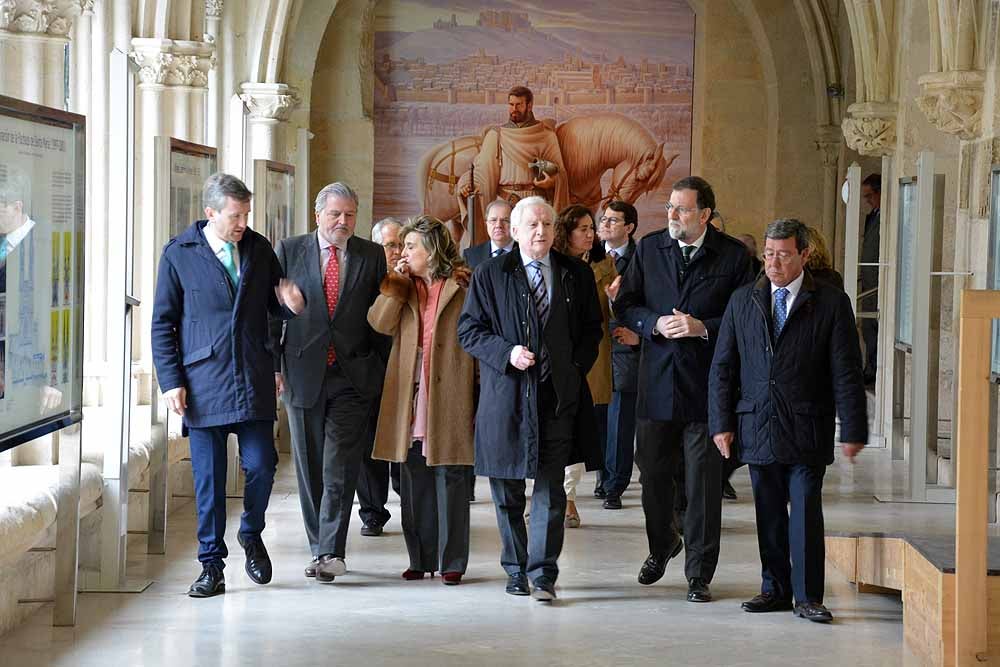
[609,249,619,261]
[774,287,789,337]
[0,235,8,264]
[324,247,341,365]
[493,247,504,257]
[528,260,551,381]
[220,241,239,287]
[681,244,695,269]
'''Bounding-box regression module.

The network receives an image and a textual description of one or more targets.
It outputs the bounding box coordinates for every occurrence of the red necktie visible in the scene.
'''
[324,247,340,365]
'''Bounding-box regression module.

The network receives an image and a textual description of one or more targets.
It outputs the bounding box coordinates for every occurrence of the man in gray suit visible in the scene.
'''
[271,182,388,583]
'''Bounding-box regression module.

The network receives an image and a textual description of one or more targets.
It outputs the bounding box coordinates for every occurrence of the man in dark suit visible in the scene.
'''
[859,174,881,385]
[596,201,640,509]
[271,182,388,583]
[152,173,304,597]
[464,199,515,269]
[613,176,752,603]
[709,218,867,623]
[458,196,602,602]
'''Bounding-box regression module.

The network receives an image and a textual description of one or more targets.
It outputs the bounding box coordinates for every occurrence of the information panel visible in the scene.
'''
[0,96,85,452]
[895,177,917,347]
[253,160,295,247]
[167,139,218,241]
[989,165,1000,377]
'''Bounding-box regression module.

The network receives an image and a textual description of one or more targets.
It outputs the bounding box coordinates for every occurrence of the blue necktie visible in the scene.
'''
[774,287,789,337]
[529,260,551,381]
[220,241,239,287]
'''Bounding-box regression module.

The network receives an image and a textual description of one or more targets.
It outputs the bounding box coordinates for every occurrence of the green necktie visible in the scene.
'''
[220,241,239,287]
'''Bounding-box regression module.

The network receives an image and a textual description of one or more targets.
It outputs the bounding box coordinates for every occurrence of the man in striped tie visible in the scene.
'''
[458,196,603,602]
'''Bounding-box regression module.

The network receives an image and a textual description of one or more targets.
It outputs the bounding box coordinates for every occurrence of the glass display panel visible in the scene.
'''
[895,178,917,347]
[989,166,1000,377]
[261,161,294,247]
[169,141,218,240]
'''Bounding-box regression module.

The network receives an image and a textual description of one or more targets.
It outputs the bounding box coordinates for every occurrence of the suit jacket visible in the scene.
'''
[271,232,388,409]
[608,239,640,392]
[613,223,753,422]
[859,208,880,311]
[464,241,516,270]
[458,249,603,479]
[708,271,868,466]
[151,220,295,429]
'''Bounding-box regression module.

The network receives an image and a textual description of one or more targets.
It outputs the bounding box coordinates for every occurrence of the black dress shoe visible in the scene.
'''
[505,573,530,596]
[794,601,833,623]
[687,577,712,602]
[722,480,737,500]
[603,495,622,510]
[531,577,556,601]
[360,522,384,537]
[593,486,607,499]
[238,534,272,585]
[188,563,225,598]
[741,592,793,613]
[638,535,683,585]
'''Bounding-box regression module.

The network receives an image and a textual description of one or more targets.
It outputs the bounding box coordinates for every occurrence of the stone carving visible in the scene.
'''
[241,84,300,121]
[131,51,214,87]
[916,71,984,141]
[840,102,897,156]
[205,0,222,18]
[0,0,74,36]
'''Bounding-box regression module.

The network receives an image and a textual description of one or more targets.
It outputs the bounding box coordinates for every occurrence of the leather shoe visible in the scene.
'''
[237,534,272,585]
[741,592,793,613]
[794,601,834,623]
[687,577,712,602]
[441,572,462,585]
[304,557,319,578]
[722,480,737,500]
[594,486,607,499]
[603,495,622,510]
[188,563,225,598]
[638,535,683,585]
[531,577,556,602]
[360,522,384,537]
[316,554,347,583]
[505,572,530,596]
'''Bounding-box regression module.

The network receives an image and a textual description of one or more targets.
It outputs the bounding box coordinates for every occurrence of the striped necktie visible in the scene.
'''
[528,260,551,381]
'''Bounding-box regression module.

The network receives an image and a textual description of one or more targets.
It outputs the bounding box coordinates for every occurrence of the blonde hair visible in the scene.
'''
[401,215,465,281]
[805,225,833,271]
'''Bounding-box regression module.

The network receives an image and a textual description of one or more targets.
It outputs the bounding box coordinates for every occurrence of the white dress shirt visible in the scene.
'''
[203,221,240,278]
[490,240,515,257]
[605,239,630,259]
[317,231,348,297]
[771,269,805,314]
[676,226,707,259]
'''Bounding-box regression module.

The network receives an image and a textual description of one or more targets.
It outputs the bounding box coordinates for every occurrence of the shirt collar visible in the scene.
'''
[520,249,550,269]
[5,217,35,249]
[771,269,805,299]
[491,240,514,254]
[677,227,708,251]
[605,239,630,256]
[317,230,346,253]
[202,220,231,254]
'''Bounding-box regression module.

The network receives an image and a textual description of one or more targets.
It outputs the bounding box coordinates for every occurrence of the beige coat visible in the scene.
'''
[367,272,475,466]
[586,255,617,406]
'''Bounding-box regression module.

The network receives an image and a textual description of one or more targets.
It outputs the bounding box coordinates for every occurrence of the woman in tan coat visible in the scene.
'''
[368,216,475,585]
[553,204,616,528]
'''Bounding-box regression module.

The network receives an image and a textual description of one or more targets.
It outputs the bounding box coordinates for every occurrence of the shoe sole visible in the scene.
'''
[793,608,833,623]
[188,584,225,598]
[531,589,555,601]
[687,595,712,603]
[638,538,684,585]
[316,575,337,584]
[506,588,530,596]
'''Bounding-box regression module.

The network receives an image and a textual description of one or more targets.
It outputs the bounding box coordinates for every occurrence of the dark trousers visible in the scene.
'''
[356,411,391,527]
[401,443,471,573]
[188,420,277,566]
[490,382,574,583]
[603,390,638,496]
[862,318,878,380]
[635,419,722,582]
[749,462,826,604]
[287,364,374,558]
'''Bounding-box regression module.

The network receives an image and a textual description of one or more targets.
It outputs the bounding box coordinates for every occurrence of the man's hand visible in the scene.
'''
[713,432,734,459]
[612,326,640,346]
[39,386,63,413]
[532,171,555,190]
[275,372,285,397]
[509,345,536,371]
[605,275,621,302]
[657,309,707,339]
[842,443,864,463]
[164,386,187,417]
[275,278,305,314]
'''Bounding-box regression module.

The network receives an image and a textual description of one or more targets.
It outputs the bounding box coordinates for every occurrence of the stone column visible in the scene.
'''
[205,0,223,151]
[0,2,76,107]
[240,82,299,161]
[815,125,843,258]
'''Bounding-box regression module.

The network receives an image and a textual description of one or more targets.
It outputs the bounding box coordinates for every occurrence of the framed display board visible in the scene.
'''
[162,138,218,241]
[989,164,1000,379]
[0,95,86,452]
[894,176,917,347]
[252,160,295,247]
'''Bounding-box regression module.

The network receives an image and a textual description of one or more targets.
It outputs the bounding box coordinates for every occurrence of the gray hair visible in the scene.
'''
[203,173,252,212]
[484,198,512,219]
[371,217,402,244]
[510,196,555,229]
[764,218,810,252]
[314,182,358,215]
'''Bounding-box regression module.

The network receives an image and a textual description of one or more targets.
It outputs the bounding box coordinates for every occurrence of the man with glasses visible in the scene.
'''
[595,201,641,509]
[612,176,752,603]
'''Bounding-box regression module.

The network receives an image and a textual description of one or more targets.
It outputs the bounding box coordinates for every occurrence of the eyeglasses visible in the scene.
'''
[762,249,798,262]
[664,203,700,216]
[599,216,625,226]
[382,242,403,250]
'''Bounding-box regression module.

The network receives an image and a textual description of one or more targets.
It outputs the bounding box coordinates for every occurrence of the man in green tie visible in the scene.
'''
[152,173,305,598]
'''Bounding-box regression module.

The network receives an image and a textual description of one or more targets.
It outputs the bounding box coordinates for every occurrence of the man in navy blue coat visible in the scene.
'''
[613,177,752,603]
[709,219,867,623]
[152,173,304,598]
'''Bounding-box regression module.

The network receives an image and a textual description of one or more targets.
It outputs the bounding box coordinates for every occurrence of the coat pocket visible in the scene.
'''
[182,343,213,366]
[792,402,830,454]
[735,398,755,459]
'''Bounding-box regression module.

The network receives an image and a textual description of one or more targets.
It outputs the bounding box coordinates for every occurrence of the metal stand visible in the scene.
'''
[53,427,82,625]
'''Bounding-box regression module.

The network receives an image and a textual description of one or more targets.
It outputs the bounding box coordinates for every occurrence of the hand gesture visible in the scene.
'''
[509,345,536,371]
[657,309,707,339]
[713,432,734,459]
[842,443,864,463]
[612,326,640,346]
[164,386,187,417]
[394,257,410,276]
[275,278,305,314]
[605,275,621,302]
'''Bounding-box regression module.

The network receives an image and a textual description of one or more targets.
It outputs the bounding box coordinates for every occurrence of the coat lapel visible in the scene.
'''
[336,236,365,313]
[297,234,328,321]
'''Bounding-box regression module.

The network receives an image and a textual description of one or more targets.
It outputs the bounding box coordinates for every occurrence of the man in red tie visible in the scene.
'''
[270,182,390,583]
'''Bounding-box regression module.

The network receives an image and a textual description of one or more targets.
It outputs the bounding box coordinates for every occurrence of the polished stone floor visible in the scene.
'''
[0,447,971,666]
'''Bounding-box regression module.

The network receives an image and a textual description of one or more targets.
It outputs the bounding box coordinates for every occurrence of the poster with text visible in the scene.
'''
[169,148,218,240]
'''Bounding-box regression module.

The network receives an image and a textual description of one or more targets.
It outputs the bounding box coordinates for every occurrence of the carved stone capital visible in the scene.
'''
[0,0,77,36]
[814,125,842,169]
[841,102,897,156]
[916,70,985,141]
[130,38,216,88]
[205,0,222,18]
[240,83,300,121]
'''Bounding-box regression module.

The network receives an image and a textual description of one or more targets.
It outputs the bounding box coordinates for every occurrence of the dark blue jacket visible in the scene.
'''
[608,239,640,392]
[151,220,296,429]
[613,223,753,422]
[708,272,868,466]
